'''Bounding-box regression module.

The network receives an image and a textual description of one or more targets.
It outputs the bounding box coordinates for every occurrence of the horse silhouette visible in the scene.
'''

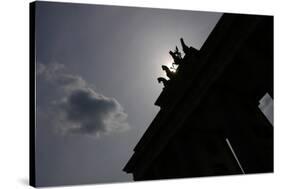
[157,77,169,87]
[162,65,175,79]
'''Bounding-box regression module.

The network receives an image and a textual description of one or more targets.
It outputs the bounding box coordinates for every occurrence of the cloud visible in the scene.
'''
[57,88,129,136]
[37,62,129,136]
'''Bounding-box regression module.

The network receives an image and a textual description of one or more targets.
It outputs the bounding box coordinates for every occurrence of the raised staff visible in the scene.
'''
[180,37,189,55]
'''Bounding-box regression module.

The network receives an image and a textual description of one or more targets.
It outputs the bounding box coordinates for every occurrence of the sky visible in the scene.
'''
[35,1,222,186]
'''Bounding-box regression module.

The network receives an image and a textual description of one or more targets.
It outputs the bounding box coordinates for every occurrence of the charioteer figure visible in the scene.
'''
[158,38,198,87]
[169,46,182,66]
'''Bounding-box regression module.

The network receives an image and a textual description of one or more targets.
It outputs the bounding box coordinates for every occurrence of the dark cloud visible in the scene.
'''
[37,62,129,136]
[57,88,129,136]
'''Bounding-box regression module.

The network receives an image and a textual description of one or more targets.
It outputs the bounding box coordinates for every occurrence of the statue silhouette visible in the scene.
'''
[169,49,181,66]
[174,46,182,58]
[180,38,189,55]
[162,65,175,79]
[157,77,169,87]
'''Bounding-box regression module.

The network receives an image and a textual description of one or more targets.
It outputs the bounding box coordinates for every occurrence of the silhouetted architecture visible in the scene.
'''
[123,13,273,181]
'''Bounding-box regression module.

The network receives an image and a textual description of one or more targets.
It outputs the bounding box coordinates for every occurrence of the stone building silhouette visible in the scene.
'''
[123,13,273,181]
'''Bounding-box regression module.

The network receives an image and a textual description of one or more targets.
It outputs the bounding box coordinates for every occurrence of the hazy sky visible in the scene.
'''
[35,1,222,186]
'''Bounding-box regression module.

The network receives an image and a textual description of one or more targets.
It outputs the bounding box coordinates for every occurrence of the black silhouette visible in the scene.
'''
[174,46,182,58]
[157,77,169,87]
[124,13,273,181]
[161,65,175,79]
[169,47,182,66]
[180,37,189,55]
